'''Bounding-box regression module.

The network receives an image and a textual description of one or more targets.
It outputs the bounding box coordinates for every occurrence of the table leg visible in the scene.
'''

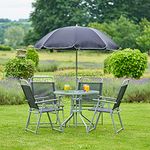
[61,113,74,128]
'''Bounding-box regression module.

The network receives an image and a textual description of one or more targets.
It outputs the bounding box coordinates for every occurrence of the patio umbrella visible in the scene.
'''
[35,26,119,86]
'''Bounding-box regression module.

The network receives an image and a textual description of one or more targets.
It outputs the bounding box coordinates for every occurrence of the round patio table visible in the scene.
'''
[54,90,99,132]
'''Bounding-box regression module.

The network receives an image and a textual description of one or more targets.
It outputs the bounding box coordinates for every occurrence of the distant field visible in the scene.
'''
[0,50,150,78]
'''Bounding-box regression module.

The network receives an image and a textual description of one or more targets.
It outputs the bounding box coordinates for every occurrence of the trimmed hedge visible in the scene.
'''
[104,49,148,79]
[5,58,35,79]
[0,45,12,51]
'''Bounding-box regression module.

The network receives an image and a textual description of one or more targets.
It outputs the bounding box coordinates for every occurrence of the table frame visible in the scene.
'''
[54,90,99,132]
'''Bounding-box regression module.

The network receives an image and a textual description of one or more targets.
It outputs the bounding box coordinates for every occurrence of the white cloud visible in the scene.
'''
[0,0,35,20]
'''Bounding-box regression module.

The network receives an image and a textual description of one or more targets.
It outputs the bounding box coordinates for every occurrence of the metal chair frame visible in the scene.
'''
[20,79,62,134]
[87,79,129,133]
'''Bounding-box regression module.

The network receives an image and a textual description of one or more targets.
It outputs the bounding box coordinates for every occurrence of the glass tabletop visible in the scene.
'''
[54,90,99,96]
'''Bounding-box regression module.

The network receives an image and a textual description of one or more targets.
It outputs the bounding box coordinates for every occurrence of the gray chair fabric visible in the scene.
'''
[30,76,64,120]
[87,79,129,133]
[77,78,103,109]
[20,79,62,134]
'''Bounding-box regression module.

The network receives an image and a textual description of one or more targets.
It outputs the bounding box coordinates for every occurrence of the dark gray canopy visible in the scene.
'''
[35,26,119,87]
[35,26,119,50]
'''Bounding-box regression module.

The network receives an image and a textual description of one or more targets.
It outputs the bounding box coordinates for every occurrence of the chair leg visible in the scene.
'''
[25,110,31,131]
[54,111,63,132]
[35,112,42,134]
[55,108,64,124]
[87,111,101,132]
[117,111,124,131]
[47,111,63,132]
[101,113,103,125]
[56,111,61,126]
[62,109,64,121]
[47,112,54,129]
[110,113,117,134]
[110,112,124,134]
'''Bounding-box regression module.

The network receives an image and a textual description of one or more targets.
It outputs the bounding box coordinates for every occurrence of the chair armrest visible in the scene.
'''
[35,96,50,101]
[35,99,58,104]
[99,96,116,101]
[93,99,117,104]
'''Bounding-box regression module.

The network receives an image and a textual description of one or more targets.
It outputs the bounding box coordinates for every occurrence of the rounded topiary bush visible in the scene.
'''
[104,48,148,79]
[26,47,39,67]
[5,58,35,79]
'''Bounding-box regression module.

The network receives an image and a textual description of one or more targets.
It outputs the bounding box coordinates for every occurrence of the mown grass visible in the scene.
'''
[0,103,150,150]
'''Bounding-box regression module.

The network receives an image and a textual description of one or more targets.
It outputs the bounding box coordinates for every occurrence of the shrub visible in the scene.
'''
[103,55,112,74]
[0,45,12,51]
[5,58,35,79]
[104,49,148,79]
[26,47,39,67]
[55,69,103,77]
[37,60,58,72]
[103,78,150,103]
[0,79,25,105]
[54,69,103,90]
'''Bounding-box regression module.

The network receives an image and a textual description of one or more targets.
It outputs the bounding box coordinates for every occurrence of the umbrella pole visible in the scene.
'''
[76,49,78,89]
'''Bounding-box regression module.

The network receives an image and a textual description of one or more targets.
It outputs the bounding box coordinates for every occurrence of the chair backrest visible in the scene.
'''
[30,81,56,99]
[78,79,103,102]
[21,84,39,110]
[112,79,129,110]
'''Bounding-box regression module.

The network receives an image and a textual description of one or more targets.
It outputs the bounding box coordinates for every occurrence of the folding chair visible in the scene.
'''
[29,76,64,121]
[87,79,129,133]
[77,78,103,110]
[20,79,63,134]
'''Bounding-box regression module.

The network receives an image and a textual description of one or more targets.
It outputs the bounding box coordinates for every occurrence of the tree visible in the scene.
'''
[85,0,150,23]
[89,16,140,49]
[28,0,150,44]
[136,26,150,53]
[4,26,25,48]
[30,0,90,39]
[135,18,150,52]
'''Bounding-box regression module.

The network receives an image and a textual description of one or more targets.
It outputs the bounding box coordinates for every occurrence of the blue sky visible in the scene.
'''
[0,0,35,20]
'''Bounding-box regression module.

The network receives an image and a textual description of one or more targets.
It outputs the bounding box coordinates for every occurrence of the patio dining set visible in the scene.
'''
[20,76,129,134]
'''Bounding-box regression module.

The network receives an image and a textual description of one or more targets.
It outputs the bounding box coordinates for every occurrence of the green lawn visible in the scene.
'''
[0,103,150,150]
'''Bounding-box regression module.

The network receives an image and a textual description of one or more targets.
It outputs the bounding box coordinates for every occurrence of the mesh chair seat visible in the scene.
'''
[89,107,113,113]
[39,107,61,113]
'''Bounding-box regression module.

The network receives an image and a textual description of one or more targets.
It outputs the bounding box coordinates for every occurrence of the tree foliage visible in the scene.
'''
[136,19,150,52]
[4,26,25,48]
[30,0,90,39]
[27,0,150,44]
[0,21,31,46]
[104,48,148,79]
[89,16,140,49]
[26,47,39,67]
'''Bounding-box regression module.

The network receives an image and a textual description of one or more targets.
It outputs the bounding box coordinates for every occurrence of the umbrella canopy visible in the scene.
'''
[35,26,119,50]
[35,26,119,88]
